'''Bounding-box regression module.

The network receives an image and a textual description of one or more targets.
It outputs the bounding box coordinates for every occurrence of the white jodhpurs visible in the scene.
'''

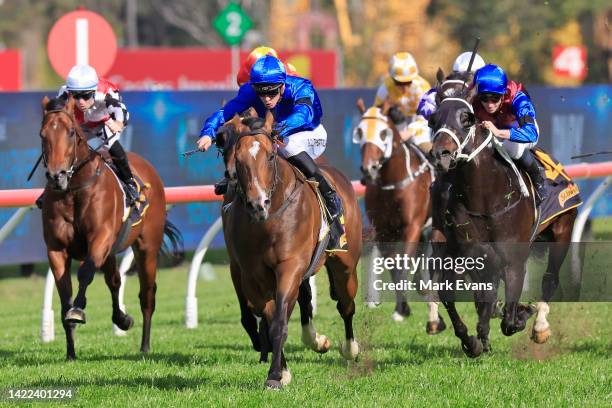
[502,139,537,159]
[279,124,328,159]
[84,123,122,151]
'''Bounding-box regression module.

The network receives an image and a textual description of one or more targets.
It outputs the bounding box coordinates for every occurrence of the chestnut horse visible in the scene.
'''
[354,100,445,334]
[217,112,362,389]
[39,96,182,360]
[429,72,577,357]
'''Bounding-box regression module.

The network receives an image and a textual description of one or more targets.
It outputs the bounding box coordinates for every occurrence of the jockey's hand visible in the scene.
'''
[197,136,213,152]
[106,119,124,134]
[481,120,510,139]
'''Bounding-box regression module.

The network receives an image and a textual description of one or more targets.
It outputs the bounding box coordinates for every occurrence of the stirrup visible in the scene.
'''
[326,216,348,252]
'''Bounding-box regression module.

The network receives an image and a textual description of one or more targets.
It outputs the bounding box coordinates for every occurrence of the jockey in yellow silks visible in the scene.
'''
[374,52,432,154]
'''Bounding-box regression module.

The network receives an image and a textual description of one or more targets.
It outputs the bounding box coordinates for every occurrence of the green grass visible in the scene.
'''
[0,263,610,407]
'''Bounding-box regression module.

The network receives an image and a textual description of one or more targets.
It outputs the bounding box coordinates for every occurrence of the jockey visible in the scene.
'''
[375,52,432,154]
[37,65,137,209]
[58,65,138,204]
[197,55,346,250]
[417,51,486,121]
[236,45,298,86]
[472,64,547,204]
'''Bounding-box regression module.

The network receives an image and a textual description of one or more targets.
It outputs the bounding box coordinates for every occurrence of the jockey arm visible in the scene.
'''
[509,91,538,143]
[199,85,255,141]
[275,82,316,139]
[104,92,129,129]
[417,88,438,120]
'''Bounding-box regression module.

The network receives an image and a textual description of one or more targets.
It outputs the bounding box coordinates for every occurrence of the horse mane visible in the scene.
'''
[45,97,67,112]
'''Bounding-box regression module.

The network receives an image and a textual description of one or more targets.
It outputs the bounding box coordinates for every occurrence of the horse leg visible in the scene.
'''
[325,257,359,361]
[475,300,494,353]
[426,229,447,335]
[101,255,134,332]
[501,262,532,336]
[68,234,114,323]
[229,260,261,352]
[134,246,158,353]
[258,317,270,363]
[48,250,76,360]
[264,262,301,389]
[66,258,97,324]
[441,299,482,358]
[298,279,331,353]
[532,215,573,343]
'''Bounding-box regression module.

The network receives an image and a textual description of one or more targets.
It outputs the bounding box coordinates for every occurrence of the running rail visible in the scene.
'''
[0,162,609,341]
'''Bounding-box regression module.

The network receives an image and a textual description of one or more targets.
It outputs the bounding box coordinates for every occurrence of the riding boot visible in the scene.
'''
[288,152,347,251]
[214,177,229,195]
[515,149,547,206]
[35,191,44,209]
[108,142,139,208]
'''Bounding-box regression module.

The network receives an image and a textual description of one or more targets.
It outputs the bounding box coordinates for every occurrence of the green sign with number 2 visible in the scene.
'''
[213,2,253,46]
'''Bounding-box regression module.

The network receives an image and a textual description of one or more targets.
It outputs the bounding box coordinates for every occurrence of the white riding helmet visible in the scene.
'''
[389,52,419,83]
[65,65,99,91]
[452,52,485,73]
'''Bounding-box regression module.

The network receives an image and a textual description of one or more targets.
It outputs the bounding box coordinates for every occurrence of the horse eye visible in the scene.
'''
[268,153,275,161]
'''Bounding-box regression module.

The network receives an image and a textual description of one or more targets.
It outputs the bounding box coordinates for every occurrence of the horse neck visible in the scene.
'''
[270,156,299,209]
[380,136,409,182]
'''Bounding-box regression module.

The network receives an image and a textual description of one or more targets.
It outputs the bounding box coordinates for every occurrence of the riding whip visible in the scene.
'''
[466,37,481,73]
[181,149,201,157]
[570,151,612,159]
[26,153,43,182]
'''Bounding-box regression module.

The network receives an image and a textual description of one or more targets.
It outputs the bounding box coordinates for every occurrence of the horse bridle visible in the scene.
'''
[432,97,493,163]
[42,109,96,189]
[234,129,281,204]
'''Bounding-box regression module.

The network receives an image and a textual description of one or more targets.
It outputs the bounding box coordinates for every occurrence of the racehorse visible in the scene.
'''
[428,69,577,357]
[354,99,445,334]
[39,96,182,360]
[216,111,362,389]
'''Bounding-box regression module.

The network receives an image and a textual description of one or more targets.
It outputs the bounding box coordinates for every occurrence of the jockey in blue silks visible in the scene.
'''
[197,55,346,249]
[472,64,547,205]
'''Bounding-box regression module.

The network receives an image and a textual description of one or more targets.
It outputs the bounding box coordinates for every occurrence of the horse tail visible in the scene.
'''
[161,220,184,260]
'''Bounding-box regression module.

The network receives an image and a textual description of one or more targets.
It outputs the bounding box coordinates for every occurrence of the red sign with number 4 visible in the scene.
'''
[552,46,587,80]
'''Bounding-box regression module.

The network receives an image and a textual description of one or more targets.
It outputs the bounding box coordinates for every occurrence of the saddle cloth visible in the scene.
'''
[532,148,583,225]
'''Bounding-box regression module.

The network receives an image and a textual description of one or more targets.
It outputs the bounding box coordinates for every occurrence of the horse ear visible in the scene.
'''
[436,67,445,84]
[41,96,50,113]
[356,98,366,114]
[263,110,274,133]
[243,107,257,118]
[64,95,76,114]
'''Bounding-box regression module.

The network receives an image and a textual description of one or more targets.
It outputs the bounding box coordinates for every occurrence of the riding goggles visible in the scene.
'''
[70,91,95,101]
[478,93,502,103]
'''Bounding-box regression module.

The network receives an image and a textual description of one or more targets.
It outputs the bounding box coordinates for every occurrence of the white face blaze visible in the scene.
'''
[252,176,268,212]
[249,141,261,159]
[353,107,394,159]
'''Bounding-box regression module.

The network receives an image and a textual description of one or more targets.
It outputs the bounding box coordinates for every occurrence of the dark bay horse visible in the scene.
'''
[428,72,577,357]
[39,96,182,359]
[217,112,362,389]
[354,100,445,334]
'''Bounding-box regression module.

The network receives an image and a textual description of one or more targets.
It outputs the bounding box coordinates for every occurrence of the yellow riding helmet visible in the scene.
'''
[389,52,419,83]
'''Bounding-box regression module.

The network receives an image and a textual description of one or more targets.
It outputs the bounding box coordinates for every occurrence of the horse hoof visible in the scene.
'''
[280,369,292,386]
[530,326,551,344]
[314,335,331,354]
[113,313,134,331]
[65,308,86,324]
[426,317,446,335]
[140,345,150,353]
[264,379,282,390]
[391,311,405,322]
[340,339,360,361]
[461,336,483,358]
[66,354,76,361]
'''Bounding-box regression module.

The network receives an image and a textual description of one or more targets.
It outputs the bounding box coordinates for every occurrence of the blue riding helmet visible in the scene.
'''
[474,64,508,95]
[250,55,287,91]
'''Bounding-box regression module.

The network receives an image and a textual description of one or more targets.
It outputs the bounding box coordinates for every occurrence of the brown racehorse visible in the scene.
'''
[354,100,445,334]
[39,96,182,360]
[216,111,362,389]
[429,72,577,357]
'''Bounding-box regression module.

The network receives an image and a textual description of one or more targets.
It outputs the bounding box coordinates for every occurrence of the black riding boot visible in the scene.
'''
[288,152,347,250]
[108,142,139,207]
[214,177,229,195]
[515,149,547,206]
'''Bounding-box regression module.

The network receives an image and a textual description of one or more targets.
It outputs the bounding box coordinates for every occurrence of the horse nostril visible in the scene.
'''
[264,199,271,206]
[246,201,254,209]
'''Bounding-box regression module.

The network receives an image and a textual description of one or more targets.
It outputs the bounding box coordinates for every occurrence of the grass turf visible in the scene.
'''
[0,261,610,407]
